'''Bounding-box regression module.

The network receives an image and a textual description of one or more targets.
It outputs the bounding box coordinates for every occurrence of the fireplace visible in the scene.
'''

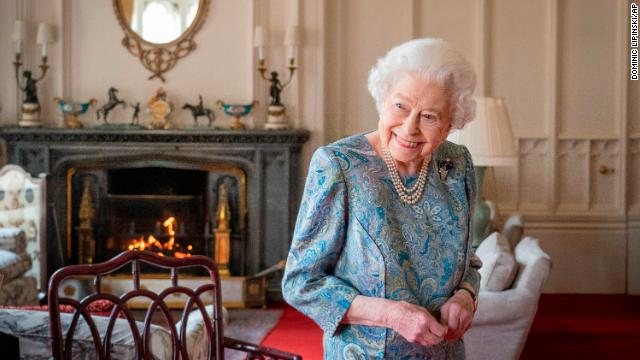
[0,128,309,298]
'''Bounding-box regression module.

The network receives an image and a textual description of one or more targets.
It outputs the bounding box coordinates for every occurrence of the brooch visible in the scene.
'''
[438,158,454,180]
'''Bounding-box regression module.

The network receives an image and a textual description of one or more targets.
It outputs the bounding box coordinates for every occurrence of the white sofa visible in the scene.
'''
[464,235,551,360]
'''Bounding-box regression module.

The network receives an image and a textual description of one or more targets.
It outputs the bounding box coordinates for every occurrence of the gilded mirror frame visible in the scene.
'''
[112,0,210,82]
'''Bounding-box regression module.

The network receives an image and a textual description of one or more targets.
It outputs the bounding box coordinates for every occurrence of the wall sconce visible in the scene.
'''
[13,21,55,127]
[254,25,300,129]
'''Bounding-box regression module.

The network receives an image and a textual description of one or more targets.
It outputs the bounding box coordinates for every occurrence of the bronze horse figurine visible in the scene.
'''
[96,87,127,124]
[182,95,215,127]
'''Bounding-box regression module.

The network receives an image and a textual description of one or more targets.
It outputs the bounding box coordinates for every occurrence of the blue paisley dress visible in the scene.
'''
[282,133,481,359]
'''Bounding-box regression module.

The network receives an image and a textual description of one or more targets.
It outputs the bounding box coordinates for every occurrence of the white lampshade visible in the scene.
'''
[253,26,266,47]
[36,23,54,44]
[448,97,518,166]
[13,20,26,41]
[284,25,300,46]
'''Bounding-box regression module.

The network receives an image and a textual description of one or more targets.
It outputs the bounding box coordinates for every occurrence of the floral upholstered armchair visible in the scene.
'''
[0,165,47,301]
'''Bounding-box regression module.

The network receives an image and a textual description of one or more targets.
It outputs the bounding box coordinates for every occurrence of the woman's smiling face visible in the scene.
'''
[378,72,453,168]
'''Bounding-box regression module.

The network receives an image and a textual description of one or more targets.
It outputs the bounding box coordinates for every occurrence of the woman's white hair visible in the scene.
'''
[367,38,476,129]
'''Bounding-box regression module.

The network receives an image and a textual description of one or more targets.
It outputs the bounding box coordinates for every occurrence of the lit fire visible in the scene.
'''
[127,217,192,258]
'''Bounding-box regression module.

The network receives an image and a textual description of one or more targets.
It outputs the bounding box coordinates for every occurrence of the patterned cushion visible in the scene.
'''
[476,232,518,291]
[1,299,123,318]
[0,228,26,254]
[0,249,32,282]
[0,309,172,359]
[0,277,38,306]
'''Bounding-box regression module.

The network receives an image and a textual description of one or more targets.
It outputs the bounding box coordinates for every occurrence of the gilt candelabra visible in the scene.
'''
[12,21,55,127]
[254,25,300,129]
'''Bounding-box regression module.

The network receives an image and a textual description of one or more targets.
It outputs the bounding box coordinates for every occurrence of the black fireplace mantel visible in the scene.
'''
[0,127,310,144]
[0,127,310,299]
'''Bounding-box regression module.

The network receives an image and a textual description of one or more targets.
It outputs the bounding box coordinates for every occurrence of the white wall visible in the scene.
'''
[1,0,637,293]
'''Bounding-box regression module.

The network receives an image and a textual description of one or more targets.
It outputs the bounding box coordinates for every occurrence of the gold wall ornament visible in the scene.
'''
[77,180,96,264]
[214,183,231,276]
[112,0,210,82]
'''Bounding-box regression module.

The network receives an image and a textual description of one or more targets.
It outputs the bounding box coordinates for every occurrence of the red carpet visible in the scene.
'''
[264,295,640,359]
[261,303,323,360]
[521,294,640,359]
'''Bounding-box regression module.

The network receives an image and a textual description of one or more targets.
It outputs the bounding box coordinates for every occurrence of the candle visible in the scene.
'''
[254,26,266,61]
[36,23,52,57]
[13,20,25,54]
[284,25,299,60]
[286,46,295,61]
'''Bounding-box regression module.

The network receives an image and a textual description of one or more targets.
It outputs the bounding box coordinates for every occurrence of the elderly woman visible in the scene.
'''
[282,38,481,359]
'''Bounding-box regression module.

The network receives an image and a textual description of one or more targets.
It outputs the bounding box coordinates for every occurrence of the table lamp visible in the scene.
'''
[448,97,518,246]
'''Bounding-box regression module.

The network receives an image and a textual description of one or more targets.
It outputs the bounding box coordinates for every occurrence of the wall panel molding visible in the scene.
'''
[629,138,640,212]
[296,0,326,162]
[336,0,345,140]
[546,0,559,211]
[519,139,550,211]
[530,227,627,294]
[590,140,621,212]
[525,216,627,228]
[475,0,486,96]
[616,0,629,213]
[4,0,22,121]
[557,139,588,212]
[411,0,420,39]
[61,0,72,101]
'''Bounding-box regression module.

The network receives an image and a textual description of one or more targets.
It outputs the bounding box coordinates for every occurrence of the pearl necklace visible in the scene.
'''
[381,148,431,205]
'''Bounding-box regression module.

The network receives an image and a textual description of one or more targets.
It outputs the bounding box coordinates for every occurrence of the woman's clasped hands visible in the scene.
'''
[388,294,474,346]
[387,301,447,346]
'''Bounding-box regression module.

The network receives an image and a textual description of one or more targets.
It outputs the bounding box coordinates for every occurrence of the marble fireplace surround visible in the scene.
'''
[0,128,309,298]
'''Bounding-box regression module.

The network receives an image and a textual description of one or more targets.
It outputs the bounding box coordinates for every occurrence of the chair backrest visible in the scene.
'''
[0,164,46,290]
[48,250,224,359]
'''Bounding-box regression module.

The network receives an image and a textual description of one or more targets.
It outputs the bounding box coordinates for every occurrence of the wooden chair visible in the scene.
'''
[48,250,302,359]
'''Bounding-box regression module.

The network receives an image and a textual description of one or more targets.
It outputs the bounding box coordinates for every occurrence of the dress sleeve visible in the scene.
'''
[281,147,360,336]
[461,145,482,293]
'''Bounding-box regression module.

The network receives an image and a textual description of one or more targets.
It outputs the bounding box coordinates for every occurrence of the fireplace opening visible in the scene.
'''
[99,167,208,273]
[69,163,247,277]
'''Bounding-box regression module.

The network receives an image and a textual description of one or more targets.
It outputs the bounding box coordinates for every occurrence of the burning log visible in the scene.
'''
[126,216,192,258]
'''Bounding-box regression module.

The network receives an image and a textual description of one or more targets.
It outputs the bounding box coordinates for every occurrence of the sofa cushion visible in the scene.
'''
[0,249,31,282]
[0,308,172,359]
[176,305,228,359]
[476,232,518,291]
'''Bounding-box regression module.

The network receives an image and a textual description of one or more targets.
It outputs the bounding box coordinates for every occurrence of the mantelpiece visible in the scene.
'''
[0,127,310,299]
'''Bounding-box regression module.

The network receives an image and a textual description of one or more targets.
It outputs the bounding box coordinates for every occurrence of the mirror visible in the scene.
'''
[113,0,210,81]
